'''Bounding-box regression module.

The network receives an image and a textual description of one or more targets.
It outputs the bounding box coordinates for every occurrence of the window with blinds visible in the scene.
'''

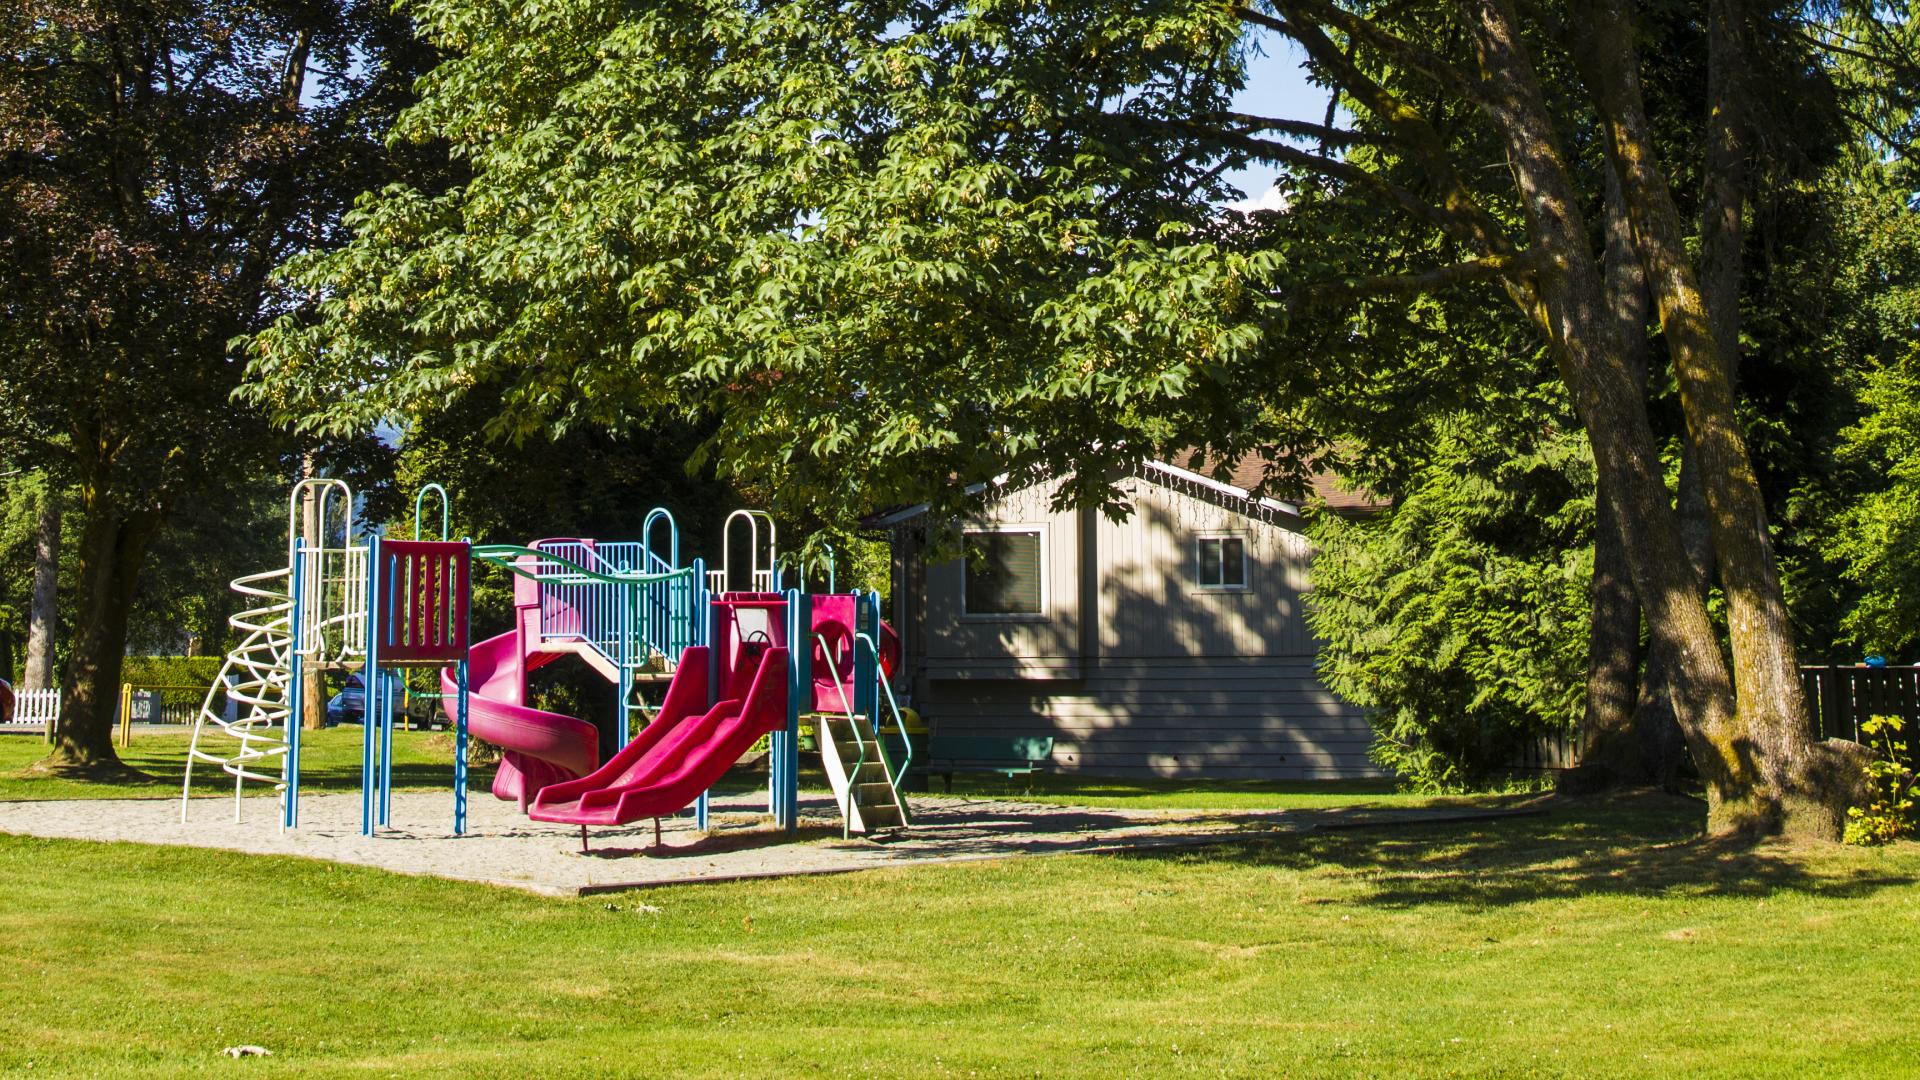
[1197,535,1248,589]
[962,529,1044,615]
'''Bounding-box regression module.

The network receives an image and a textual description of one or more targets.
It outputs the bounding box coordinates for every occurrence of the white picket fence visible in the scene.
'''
[7,688,59,733]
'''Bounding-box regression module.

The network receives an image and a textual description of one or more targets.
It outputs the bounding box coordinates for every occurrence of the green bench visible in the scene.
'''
[923,735,1054,792]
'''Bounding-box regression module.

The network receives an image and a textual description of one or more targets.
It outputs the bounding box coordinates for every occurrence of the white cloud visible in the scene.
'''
[1227,182,1289,215]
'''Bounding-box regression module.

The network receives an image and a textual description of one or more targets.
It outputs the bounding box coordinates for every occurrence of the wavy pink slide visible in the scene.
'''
[443,629,600,811]
[529,645,790,827]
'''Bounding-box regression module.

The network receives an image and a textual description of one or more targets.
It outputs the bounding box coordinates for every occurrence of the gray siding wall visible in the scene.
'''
[902,474,1377,780]
[921,478,1083,679]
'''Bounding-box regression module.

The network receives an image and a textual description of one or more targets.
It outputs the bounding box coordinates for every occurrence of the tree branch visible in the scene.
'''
[1287,250,1547,306]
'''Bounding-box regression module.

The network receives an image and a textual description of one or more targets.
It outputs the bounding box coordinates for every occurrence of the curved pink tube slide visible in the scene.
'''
[443,630,600,811]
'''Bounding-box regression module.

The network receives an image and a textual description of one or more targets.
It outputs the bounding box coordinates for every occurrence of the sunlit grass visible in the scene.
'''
[1,793,1915,1077]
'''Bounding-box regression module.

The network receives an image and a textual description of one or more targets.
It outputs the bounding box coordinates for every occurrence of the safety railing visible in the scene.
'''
[815,634,870,838]
[598,543,692,668]
[294,542,368,662]
[473,543,698,675]
[858,630,913,811]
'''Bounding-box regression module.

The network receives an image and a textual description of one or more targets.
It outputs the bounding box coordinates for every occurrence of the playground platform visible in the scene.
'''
[0,790,1535,896]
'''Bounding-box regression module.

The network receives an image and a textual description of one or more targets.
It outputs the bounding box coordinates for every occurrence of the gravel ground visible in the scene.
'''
[0,787,1311,896]
[0,786,1530,896]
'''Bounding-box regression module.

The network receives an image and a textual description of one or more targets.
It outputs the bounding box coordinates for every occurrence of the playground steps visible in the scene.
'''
[816,714,910,835]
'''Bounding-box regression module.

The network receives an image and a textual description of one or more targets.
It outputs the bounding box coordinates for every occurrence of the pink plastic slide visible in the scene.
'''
[529,645,790,826]
[442,629,600,811]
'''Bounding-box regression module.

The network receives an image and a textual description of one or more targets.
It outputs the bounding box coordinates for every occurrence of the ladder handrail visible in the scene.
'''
[642,508,679,571]
[815,632,868,839]
[412,483,451,541]
[855,630,912,815]
[471,543,688,586]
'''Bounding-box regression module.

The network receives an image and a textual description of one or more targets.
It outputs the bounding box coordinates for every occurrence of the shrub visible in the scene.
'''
[121,655,226,708]
[1843,714,1917,846]
[1307,426,1592,791]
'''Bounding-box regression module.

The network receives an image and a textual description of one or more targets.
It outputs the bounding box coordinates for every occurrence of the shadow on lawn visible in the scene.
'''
[1121,791,1919,908]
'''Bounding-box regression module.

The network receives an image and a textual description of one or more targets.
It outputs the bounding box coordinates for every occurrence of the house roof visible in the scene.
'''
[866,452,1386,528]
[1174,449,1389,517]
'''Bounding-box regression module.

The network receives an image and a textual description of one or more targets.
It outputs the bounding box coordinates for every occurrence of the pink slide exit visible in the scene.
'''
[442,629,599,811]
[529,645,790,827]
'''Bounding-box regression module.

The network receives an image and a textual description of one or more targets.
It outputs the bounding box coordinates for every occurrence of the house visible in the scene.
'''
[874,457,1385,781]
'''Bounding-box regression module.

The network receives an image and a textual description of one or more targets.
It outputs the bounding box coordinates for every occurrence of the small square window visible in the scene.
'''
[963,530,1044,615]
[1197,536,1247,589]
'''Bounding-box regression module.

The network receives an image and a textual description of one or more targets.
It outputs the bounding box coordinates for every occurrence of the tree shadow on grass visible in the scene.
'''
[1116,791,1919,908]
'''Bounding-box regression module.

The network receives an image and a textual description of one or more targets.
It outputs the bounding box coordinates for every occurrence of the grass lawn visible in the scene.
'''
[2,792,1916,1077]
[931,770,1528,811]
[0,727,456,802]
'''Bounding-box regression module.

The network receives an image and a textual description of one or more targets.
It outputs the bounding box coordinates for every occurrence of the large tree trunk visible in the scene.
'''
[1579,161,1650,781]
[1582,0,1847,837]
[25,486,61,692]
[1456,0,1759,831]
[42,485,162,773]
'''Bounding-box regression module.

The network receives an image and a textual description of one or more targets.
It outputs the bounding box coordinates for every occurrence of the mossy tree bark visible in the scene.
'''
[1580,0,1851,837]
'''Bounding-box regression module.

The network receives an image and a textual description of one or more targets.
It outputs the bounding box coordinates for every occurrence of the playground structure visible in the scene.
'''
[183,484,915,845]
[184,479,475,834]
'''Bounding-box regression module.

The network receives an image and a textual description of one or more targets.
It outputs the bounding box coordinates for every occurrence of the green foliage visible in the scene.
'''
[1843,715,1917,846]
[1822,344,1920,659]
[1308,416,1593,790]
[242,0,1278,530]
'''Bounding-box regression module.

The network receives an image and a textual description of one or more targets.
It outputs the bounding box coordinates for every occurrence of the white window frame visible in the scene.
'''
[1194,532,1251,592]
[960,525,1048,621]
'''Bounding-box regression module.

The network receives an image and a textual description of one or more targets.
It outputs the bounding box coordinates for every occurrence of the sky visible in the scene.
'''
[1222,36,1331,211]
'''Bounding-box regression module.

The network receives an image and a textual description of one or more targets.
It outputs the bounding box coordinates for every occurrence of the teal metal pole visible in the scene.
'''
[285,546,305,829]
[362,535,380,836]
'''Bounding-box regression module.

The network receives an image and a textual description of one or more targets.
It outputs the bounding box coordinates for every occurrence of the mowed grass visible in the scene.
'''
[3,793,1917,1078]
[0,727,455,801]
[932,770,1526,811]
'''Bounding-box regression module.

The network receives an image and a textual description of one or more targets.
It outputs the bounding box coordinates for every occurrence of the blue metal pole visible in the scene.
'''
[362,536,380,836]
[455,537,472,837]
[455,659,469,836]
[856,590,878,736]
[617,584,631,746]
[695,593,717,831]
[379,668,394,826]
[286,547,305,829]
[784,590,807,833]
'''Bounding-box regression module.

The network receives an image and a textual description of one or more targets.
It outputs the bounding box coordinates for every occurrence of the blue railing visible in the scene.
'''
[473,543,697,675]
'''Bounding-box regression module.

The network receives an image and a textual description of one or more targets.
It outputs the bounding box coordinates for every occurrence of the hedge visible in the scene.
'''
[122,656,226,708]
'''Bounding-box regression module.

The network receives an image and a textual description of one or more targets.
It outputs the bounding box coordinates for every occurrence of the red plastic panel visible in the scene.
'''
[378,539,472,664]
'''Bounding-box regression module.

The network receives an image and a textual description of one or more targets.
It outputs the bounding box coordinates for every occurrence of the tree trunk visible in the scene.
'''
[1582,0,1840,837]
[25,486,62,692]
[1578,160,1650,782]
[1457,0,1757,828]
[300,456,326,730]
[43,488,162,772]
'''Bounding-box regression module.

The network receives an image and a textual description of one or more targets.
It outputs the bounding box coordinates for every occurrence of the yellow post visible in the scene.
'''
[118,683,133,747]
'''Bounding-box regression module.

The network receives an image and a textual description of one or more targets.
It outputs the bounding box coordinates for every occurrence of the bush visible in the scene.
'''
[1307,426,1592,791]
[1844,714,1916,846]
[122,655,226,708]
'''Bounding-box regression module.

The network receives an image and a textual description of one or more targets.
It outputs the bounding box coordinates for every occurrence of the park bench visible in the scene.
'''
[923,734,1054,792]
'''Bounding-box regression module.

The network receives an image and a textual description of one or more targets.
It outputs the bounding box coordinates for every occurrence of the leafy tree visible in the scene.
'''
[1310,417,1594,788]
[0,0,435,770]
[1823,345,1920,657]
[244,0,1917,834]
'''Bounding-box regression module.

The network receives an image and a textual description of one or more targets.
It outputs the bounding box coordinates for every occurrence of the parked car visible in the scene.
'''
[325,674,365,726]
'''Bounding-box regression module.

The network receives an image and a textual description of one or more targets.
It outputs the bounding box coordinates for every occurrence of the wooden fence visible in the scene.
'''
[1801,665,1920,743]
